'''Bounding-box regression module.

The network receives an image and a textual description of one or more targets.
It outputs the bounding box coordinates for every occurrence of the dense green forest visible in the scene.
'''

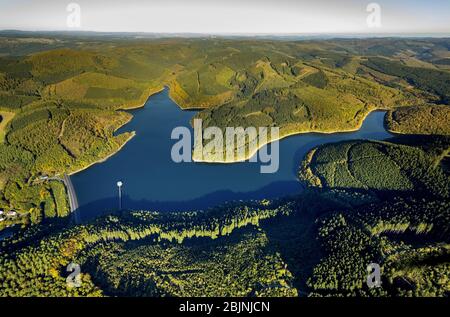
[1,35,449,223]
[385,105,450,135]
[0,34,449,297]
[298,138,450,196]
[1,134,448,297]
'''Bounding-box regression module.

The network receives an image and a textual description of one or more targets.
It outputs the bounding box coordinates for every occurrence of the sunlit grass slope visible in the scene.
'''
[0,36,449,226]
[386,105,450,135]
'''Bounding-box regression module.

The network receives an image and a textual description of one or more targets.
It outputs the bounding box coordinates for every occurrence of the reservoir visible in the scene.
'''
[71,88,391,221]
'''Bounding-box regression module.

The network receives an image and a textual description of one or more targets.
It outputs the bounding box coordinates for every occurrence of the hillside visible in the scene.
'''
[1,135,448,297]
[1,36,449,226]
[386,105,450,135]
[0,35,449,298]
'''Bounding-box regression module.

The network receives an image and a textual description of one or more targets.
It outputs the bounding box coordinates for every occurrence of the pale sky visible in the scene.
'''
[0,0,449,34]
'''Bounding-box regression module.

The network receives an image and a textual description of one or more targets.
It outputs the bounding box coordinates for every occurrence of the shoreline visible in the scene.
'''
[67,86,170,176]
[118,86,165,111]
[192,108,388,164]
[167,84,209,111]
[67,85,389,174]
[68,131,136,176]
[67,86,174,176]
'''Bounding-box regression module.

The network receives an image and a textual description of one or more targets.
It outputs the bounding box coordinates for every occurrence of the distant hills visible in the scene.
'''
[0,35,448,297]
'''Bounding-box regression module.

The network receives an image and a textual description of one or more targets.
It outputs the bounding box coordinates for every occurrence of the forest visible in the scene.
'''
[385,105,450,135]
[0,133,448,297]
[0,33,449,297]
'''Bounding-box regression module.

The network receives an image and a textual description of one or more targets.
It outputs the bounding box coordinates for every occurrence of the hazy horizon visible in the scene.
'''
[1,0,449,34]
[1,30,450,36]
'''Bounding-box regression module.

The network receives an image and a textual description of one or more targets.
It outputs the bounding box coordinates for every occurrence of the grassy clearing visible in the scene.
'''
[0,110,14,143]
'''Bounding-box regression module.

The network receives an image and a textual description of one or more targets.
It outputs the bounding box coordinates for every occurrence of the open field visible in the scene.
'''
[0,110,14,143]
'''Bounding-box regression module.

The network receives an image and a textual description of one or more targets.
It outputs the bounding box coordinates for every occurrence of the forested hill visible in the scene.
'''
[1,35,450,228]
[1,133,449,297]
[0,35,449,297]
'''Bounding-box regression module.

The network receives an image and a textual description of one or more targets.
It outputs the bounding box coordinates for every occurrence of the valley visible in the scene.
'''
[0,33,448,297]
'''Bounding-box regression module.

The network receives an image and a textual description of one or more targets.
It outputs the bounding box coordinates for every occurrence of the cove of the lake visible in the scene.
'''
[71,88,392,221]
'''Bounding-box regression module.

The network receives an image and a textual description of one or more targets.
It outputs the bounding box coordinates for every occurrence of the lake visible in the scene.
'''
[71,88,391,221]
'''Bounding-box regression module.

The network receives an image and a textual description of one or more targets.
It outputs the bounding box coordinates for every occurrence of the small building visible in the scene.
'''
[7,211,17,217]
[0,209,4,215]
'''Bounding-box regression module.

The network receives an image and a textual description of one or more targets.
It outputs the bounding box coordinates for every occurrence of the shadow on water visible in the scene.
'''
[77,180,302,222]
[72,88,392,221]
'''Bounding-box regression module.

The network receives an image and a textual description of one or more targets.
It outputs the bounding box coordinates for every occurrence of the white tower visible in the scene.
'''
[117,181,123,210]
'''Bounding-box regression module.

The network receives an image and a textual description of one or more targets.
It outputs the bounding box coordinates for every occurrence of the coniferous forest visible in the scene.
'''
[0,32,449,298]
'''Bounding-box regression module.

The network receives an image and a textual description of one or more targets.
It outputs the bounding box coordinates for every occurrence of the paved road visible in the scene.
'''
[62,174,81,224]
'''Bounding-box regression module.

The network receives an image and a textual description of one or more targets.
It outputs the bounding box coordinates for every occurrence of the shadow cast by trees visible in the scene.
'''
[75,180,303,222]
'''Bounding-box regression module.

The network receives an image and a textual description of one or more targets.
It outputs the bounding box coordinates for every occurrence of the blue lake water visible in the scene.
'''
[71,88,391,221]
